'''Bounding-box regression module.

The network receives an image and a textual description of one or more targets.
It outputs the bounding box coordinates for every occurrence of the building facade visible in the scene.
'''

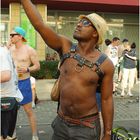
[1,0,139,60]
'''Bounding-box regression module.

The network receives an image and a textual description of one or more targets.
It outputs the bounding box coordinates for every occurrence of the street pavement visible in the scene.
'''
[15,80,139,140]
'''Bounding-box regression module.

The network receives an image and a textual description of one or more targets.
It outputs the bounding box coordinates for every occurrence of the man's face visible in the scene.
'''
[126,44,131,50]
[123,42,129,49]
[10,33,22,44]
[113,40,120,47]
[73,18,97,41]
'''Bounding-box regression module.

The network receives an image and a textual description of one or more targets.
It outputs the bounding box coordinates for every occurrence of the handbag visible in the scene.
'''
[51,78,60,101]
[51,62,60,102]
[1,97,17,111]
[111,127,139,140]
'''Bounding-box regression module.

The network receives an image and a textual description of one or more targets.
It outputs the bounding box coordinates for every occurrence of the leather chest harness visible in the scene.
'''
[59,44,107,79]
[57,44,108,127]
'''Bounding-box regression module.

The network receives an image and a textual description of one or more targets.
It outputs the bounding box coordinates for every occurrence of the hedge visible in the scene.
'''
[31,60,59,79]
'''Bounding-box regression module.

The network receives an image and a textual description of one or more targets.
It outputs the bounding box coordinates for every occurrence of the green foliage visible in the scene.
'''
[31,60,59,79]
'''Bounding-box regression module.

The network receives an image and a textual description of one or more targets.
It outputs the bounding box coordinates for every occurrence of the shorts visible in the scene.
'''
[18,78,32,105]
[1,101,18,139]
[51,113,101,140]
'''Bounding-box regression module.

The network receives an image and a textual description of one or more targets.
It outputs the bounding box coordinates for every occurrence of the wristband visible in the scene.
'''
[27,67,30,72]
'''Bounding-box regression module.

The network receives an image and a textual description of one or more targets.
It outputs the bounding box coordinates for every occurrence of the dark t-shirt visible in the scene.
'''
[123,49,136,69]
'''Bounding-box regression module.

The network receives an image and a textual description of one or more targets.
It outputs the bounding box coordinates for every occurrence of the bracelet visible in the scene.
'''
[27,67,30,72]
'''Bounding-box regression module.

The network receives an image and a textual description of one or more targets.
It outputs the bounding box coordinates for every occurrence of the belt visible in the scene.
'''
[58,111,99,128]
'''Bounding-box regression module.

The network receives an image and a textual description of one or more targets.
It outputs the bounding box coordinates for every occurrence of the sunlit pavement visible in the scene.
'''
[16,80,139,140]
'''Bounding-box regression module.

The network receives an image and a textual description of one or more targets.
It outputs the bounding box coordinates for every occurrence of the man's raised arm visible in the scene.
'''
[21,0,68,51]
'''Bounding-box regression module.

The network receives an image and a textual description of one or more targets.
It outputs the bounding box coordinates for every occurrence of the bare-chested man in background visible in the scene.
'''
[9,26,40,140]
[21,0,114,140]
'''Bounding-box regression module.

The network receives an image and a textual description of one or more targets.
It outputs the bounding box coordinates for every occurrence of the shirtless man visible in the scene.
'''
[21,1,114,140]
[9,26,40,140]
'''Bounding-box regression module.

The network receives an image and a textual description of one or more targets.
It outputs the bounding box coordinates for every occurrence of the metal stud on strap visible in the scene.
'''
[70,44,77,53]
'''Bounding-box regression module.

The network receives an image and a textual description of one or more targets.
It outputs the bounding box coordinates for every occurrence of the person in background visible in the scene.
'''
[130,42,138,84]
[21,1,114,139]
[9,26,40,140]
[105,37,120,94]
[121,44,137,97]
[105,39,112,47]
[118,39,129,82]
[105,37,120,66]
[0,45,23,140]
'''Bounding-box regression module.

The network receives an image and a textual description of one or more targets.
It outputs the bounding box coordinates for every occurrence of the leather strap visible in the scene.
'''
[59,44,107,78]
[60,44,77,66]
[95,54,107,77]
[58,111,99,128]
[73,54,94,68]
[95,53,107,67]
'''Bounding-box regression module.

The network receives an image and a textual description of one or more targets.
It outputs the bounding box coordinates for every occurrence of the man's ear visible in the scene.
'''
[92,30,99,43]
[92,30,98,38]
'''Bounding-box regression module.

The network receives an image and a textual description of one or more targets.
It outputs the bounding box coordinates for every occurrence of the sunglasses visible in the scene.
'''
[78,19,93,27]
[10,34,19,37]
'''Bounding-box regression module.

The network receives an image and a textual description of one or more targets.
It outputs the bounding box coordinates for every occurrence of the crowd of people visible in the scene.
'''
[0,0,138,140]
[105,38,138,97]
[1,26,40,140]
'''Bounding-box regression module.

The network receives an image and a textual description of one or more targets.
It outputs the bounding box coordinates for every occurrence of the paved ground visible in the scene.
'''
[15,80,139,140]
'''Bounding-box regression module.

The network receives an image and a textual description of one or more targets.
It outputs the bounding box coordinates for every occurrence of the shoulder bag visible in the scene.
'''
[1,97,17,111]
[51,78,60,101]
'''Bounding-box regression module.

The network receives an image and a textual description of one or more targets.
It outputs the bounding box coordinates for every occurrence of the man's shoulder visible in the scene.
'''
[25,44,33,49]
[26,45,36,53]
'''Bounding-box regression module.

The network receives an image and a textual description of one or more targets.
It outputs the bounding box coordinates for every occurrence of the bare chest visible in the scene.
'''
[12,49,30,66]
[60,58,100,84]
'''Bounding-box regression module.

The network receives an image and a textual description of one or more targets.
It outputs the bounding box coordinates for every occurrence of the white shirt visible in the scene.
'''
[0,47,23,102]
[107,44,119,66]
